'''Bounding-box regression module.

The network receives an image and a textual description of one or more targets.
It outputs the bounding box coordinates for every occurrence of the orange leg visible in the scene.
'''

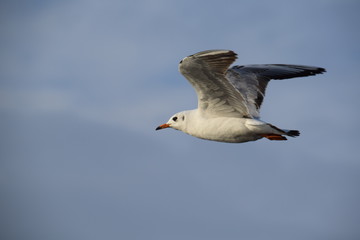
[260,134,287,141]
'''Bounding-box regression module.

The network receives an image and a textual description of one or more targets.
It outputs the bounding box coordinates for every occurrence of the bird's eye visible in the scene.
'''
[172,117,178,121]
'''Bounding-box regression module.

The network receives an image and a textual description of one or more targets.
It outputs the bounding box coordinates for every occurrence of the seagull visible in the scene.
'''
[156,50,325,143]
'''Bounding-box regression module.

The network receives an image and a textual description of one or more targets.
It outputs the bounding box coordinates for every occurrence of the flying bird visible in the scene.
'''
[156,50,325,143]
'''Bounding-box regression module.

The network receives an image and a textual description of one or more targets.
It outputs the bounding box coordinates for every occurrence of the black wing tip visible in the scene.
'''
[307,66,326,77]
[279,64,326,75]
[297,66,326,78]
[303,66,326,75]
[268,64,326,79]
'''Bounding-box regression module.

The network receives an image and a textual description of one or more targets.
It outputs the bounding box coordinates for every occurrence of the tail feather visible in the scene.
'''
[268,124,300,138]
[286,130,300,137]
[264,124,300,141]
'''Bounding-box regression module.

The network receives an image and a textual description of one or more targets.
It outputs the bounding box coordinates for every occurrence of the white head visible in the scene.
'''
[156,111,188,131]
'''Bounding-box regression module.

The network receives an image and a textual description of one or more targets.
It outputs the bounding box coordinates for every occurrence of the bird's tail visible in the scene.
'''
[261,124,300,141]
[285,130,300,137]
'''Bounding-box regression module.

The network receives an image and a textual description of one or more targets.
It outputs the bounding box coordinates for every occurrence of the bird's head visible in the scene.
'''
[156,112,187,131]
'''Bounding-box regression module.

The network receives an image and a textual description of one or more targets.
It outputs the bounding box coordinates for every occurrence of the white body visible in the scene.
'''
[168,110,286,143]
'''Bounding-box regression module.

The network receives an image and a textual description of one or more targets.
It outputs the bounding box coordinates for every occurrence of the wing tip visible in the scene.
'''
[180,50,238,74]
[233,64,326,80]
[304,66,326,77]
[192,49,237,60]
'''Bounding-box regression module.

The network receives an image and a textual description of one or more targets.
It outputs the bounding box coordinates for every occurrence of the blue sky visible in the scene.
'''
[1,0,360,239]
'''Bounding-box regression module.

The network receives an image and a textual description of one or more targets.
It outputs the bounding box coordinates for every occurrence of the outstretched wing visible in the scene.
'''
[179,50,252,118]
[226,64,326,118]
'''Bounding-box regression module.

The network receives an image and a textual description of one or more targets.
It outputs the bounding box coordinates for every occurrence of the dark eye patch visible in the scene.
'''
[172,117,178,121]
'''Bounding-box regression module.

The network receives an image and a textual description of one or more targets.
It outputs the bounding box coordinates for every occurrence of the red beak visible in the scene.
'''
[155,123,171,130]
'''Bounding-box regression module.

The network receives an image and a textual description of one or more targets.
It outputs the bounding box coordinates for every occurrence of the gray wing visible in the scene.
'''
[179,50,252,118]
[226,64,326,118]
